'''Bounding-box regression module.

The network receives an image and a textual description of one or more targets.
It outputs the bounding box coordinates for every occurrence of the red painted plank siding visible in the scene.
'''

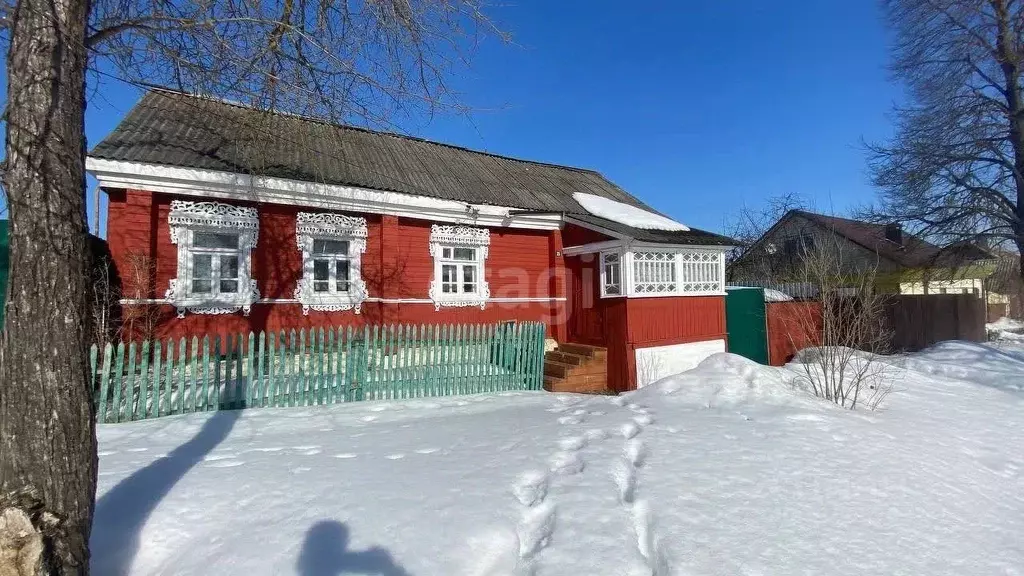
[561,223,613,247]
[625,296,727,347]
[106,189,563,341]
[766,301,822,366]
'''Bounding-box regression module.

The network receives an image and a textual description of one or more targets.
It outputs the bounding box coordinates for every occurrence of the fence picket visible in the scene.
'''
[246,332,256,409]
[122,342,137,423]
[150,341,162,419]
[256,331,266,407]
[267,332,278,407]
[98,343,114,423]
[136,340,151,421]
[326,328,335,404]
[211,335,222,410]
[234,332,243,407]
[162,339,174,415]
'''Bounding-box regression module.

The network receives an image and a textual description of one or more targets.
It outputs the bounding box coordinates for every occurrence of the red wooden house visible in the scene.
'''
[88,89,733,392]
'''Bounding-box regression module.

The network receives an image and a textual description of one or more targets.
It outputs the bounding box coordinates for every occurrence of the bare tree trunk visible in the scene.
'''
[0,0,96,572]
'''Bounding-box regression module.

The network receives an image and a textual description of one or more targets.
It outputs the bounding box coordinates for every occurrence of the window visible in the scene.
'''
[601,252,622,296]
[167,201,260,317]
[596,248,725,299]
[632,252,677,294]
[294,212,368,314]
[429,225,490,310]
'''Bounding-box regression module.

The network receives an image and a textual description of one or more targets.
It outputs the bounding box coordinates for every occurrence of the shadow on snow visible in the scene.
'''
[297,520,412,576]
[90,408,242,575]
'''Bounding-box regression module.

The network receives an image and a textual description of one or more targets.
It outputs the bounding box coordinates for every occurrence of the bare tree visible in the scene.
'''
[0,1,506,573]
[117,251,163,344]
[785,232,895,410]
[869,0,1024,286]
[724,192,807,276]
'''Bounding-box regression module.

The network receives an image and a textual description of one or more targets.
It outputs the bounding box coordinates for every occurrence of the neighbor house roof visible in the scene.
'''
[792,210,995,268]
[90,89,731,246]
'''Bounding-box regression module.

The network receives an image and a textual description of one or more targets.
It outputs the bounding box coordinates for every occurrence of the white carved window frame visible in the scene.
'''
[166,200,260,318]
[428,225,490,310]
[293,212,369,315]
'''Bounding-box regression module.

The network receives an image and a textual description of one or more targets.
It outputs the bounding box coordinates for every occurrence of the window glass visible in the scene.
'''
[442,264,457,293]
[313,259,330,292]
[313,239,348,255]
[453,247,476,261]
[336,260,350,292]
[219,256,239,293]
[462,265,477,292]
[194,232,239,249]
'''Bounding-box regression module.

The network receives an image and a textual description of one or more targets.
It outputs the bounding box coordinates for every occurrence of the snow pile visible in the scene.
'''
[92,343,1024,575]
[572,192,689,231]
[987,316,1024,342]
[762,288,794,302]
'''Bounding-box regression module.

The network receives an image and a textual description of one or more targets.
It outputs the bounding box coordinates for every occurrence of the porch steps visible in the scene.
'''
[543,344,609,394]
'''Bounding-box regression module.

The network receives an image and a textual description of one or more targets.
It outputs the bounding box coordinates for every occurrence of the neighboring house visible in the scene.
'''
[86,89,735,392]
[729,210,997,298]
[985,251,1024,320]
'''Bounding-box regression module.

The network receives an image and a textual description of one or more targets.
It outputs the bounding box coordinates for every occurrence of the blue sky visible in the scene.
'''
[7,1,902,236]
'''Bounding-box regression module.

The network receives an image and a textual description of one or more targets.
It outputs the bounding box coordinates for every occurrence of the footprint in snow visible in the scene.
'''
[518,501,557,560]
[558,436,588,452]
[549,451,585,475]
[632,414,655,427]
[513,470,549,507]
[625,439,647,468]
[584,428,609,442]
[621,422,641,440]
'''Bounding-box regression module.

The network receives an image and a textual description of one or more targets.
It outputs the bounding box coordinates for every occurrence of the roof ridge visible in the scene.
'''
[144,86,608,177]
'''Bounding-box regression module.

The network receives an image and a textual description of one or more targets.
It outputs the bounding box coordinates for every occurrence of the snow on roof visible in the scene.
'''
[572,192,689,232]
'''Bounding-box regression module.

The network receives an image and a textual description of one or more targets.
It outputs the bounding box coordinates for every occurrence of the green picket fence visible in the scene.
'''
[89,321,547,423]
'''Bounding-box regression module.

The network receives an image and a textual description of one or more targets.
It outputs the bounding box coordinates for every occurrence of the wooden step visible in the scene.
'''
[544,350,586,366]
[544,359,606,379]
[557,343,607,359]
[544,374,610,394]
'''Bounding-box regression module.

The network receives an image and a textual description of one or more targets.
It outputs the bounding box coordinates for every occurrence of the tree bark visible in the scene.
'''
[0,0,96,572]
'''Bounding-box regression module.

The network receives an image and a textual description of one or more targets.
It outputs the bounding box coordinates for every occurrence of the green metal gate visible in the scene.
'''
[725,287,768,364]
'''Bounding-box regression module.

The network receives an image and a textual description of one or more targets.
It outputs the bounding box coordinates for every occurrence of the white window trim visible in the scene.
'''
[428,224,490,310]
[294,212,369,315]
[597,247,726,299]
[166,200,260,317]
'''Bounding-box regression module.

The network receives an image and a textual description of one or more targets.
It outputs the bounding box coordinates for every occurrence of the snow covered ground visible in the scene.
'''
[92,341,1024,575]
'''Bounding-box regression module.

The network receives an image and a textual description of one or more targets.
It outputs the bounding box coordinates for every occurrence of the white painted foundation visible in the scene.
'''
[635,339,726,388]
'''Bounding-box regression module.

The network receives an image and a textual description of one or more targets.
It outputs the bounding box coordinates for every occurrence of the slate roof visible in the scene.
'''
[795,210,995,268]
[90,89,731,245]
